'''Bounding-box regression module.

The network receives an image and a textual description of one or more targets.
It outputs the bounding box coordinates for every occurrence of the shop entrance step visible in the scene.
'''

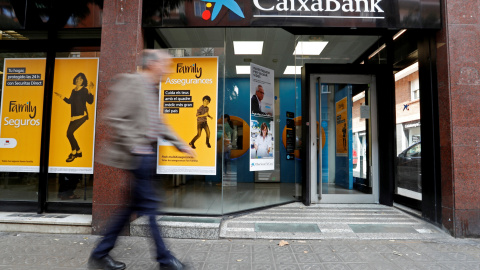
[0,212,92,234]
[130,216,222,240]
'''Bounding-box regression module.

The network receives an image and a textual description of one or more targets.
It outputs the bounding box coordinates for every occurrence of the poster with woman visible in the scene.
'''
[48,58,99,174]
[249,63,274,171]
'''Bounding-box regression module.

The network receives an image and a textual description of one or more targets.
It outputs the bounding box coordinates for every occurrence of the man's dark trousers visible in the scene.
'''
[91,154,174,264]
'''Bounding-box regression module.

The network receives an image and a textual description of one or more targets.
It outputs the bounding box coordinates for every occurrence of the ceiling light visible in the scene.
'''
[236,65,250,74]
[283,66,302,75]
[393,29,406,40]
[233,41,263,55]
[368,44,386,59]
[293,41,328,55]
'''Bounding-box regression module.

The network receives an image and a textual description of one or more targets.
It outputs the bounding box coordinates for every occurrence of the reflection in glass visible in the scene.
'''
[48,173,93,202]
[316,83,372,195]
[394,62,422,201]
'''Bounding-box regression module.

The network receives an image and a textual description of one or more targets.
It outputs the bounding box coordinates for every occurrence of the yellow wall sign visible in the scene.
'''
[48,58,99,174]
[158,57,218,175]
[336,97,348,156]
[0,59,46,172]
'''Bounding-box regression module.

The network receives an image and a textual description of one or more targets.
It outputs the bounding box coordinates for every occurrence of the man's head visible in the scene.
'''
[255,85,264,101]
[141,50,173,83]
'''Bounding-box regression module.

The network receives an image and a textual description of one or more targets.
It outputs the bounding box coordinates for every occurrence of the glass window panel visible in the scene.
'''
[153,28,225,215]
[224,28,298,213]
[0,51,47,201]
[47,51,100,203]
[394,32,422,201]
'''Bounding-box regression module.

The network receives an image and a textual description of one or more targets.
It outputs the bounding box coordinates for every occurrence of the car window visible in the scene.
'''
[406,143,421,157]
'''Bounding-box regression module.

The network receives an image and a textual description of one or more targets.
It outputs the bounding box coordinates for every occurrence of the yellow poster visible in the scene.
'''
[48,58,99,174]
[336,97,348,156]
[0,59,46,172]
[158,57,218,175]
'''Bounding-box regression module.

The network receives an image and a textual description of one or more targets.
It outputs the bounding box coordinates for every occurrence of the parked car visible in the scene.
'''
[396,142,422,193]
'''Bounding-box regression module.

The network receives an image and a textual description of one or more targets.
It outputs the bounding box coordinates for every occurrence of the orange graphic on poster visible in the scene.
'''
[48,58,99,174]
[158,57,218,175]
[0,59,46,172]
[336,97,348,156]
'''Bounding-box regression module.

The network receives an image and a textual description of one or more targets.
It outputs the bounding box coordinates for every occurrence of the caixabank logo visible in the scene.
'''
[201,0,245,21]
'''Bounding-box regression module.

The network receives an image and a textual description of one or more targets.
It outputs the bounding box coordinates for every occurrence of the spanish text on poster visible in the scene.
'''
[158,57,218,175]
[48,58,99,174]
[0,59,46,172]
[249,63,274,171]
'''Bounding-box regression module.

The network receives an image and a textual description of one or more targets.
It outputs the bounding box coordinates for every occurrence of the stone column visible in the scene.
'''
[437,0,480,237]
[92,0,144,235]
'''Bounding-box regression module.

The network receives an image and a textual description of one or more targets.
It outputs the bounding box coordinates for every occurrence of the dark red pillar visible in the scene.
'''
[92,0,144,235]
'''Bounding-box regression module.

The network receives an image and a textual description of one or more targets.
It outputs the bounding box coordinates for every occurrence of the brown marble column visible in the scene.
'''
[437,0,480,237]
[92,0,144,235]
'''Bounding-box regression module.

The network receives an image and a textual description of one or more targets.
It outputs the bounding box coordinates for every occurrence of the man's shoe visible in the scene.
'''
[206,142,211,148]
[189,142,196,149]
[159,257,185,270]
[75,152,82,158]
[88,255,126,270]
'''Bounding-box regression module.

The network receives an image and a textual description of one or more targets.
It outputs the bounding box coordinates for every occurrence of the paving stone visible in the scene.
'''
[322,263,351,270]
[0,232,478,270]
[252,264,276,270]
[298,264,325,270]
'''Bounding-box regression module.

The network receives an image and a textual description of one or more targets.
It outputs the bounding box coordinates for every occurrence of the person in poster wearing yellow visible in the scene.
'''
[53,72,95,162]
[189,95,213,149]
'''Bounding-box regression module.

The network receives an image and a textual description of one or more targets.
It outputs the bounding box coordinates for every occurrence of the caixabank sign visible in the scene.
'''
[145,0,441,29]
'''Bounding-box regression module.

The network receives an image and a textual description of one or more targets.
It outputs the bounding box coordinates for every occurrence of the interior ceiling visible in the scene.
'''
[157,28,381,78]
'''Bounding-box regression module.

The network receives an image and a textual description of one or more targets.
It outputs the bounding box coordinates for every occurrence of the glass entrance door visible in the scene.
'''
[309,74,379,203]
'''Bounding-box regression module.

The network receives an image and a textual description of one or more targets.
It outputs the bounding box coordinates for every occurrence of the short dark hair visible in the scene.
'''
[260,122,268,136]
[73,73,88,87]
[203,95,211,102]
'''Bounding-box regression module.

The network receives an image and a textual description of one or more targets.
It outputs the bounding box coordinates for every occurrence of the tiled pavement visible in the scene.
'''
[220,203,448,240]
[1,232,480,270]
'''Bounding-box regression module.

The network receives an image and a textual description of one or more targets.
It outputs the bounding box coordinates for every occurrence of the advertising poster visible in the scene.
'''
[249,63,274,171]
[48,58,99,174]
[158,57,218,175]
[336,96,348,156]
[0,59,46,172]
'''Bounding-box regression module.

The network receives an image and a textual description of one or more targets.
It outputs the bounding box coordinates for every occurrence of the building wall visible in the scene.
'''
[437,0,480,237]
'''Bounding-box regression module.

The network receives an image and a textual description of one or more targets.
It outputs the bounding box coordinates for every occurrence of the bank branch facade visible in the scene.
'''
[1,0,479,237]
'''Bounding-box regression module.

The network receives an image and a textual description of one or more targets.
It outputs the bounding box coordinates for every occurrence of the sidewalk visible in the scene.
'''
[1,231,479,270]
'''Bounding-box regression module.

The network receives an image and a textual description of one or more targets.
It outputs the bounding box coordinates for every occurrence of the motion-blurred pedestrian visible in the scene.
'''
[88,50,194,270]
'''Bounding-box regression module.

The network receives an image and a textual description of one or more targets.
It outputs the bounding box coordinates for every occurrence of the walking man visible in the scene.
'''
[88,50,194,270]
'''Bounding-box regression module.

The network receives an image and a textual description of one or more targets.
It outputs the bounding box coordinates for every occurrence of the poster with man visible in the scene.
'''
[249,63,274,171]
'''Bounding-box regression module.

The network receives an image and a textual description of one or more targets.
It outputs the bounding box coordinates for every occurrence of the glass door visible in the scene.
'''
[309,74,378,203]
